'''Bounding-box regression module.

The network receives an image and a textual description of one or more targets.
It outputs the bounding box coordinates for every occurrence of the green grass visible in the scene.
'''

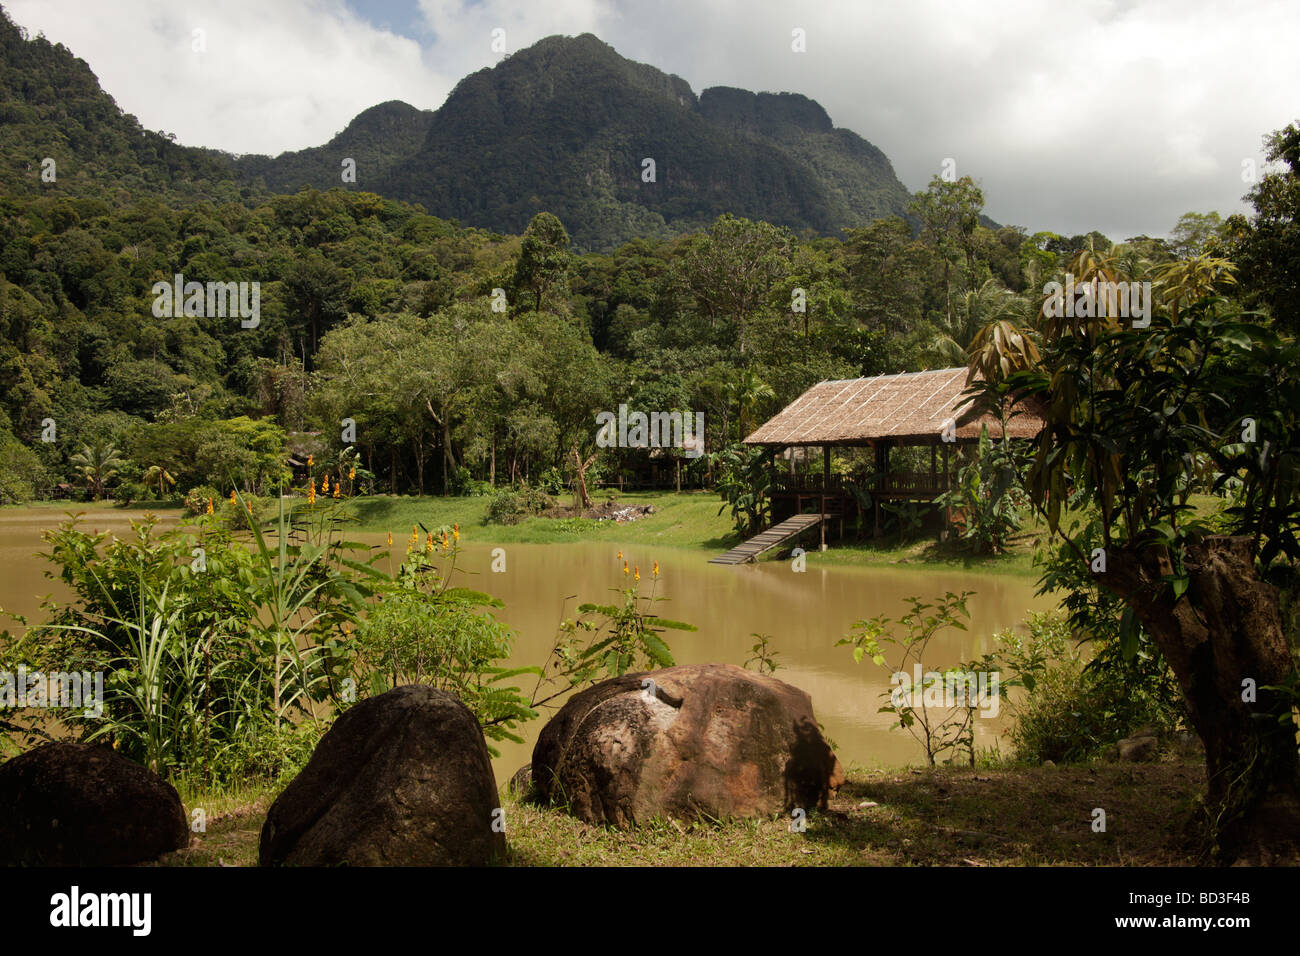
[342,489,737,550]
[155,758,1209,867]
[12,490,1230,582]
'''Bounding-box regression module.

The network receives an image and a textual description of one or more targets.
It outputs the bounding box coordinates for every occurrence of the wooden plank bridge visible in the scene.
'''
[708,513,828,566]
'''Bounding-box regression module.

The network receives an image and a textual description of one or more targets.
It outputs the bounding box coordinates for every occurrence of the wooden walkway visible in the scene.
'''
[708,513,828,565]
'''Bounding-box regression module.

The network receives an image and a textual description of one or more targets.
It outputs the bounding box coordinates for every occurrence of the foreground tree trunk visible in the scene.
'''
[1103,536,1300,863]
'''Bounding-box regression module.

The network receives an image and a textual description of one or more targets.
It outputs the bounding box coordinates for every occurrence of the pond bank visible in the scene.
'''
[9,491,1044,578]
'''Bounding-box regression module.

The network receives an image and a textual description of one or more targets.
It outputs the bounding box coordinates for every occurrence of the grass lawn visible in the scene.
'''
[22,491,1227,581]
[158,758,1207,867]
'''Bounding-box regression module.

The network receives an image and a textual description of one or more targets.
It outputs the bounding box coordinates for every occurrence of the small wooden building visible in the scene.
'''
[742,368,1043,541]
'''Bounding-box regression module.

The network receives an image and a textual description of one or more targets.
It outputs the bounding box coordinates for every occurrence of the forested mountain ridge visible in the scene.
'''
[238,34,915,250]
[0,10,248,206]
[233,101,434,196]
[0,12,912,250]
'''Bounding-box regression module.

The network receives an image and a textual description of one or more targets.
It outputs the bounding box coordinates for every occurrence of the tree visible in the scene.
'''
[931,278,1025,368]
[1168,211,1225,259]
[681,214,794,354]
[994,253,1300,862]
[512,212,571,314]
[142,464,176,499]
[69,439,125,499]
[909,175,985,328]
[283,251,351,363]
[843,216,927,332]
[725,368,775,443]
[1221,123,1300,335]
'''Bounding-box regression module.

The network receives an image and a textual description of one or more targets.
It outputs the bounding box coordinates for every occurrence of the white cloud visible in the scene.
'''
[7,0,431,155]
[8,0,1298,238]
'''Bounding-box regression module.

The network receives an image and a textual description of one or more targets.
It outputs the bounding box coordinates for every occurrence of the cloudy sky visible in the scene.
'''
[8,0,1298,239]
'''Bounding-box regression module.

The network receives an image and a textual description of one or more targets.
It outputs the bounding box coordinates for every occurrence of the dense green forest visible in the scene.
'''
[0,4,1295,518]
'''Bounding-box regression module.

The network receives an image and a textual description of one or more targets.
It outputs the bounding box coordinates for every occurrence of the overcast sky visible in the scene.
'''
[8,0,1298,240]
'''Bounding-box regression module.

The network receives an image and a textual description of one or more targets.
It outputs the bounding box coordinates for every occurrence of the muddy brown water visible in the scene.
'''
[0,507,1057,780]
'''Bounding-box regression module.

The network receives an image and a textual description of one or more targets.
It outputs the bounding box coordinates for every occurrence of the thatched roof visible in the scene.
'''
[743,368,1044,446]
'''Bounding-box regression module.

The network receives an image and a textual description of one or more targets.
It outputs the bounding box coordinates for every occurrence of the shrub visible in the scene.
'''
[998,612,1187,764]
[183,484,221,516]
[485,482,555,524]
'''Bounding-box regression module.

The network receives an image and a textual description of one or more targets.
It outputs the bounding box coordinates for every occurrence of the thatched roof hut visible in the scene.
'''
[743,368,1043,447]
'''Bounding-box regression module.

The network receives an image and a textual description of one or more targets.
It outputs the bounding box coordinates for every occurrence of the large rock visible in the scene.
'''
[533,663,844,826]
[0,742,189,866]
[260,685,505,866]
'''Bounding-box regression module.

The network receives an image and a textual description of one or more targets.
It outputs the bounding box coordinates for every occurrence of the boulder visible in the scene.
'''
[0,742,189,866]
[260,685,504,866]
[1117,734,1159,762]
[533,663,844,826]
[508,763,534,799]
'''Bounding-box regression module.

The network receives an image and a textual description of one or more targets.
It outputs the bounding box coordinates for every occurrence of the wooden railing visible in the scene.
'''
[769,473,848,494]
[877,471,949,496]
[770,471,948,497]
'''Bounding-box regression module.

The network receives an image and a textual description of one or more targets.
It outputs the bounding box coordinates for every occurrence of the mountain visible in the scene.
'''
[233,100,433,194]
[0,8,244,205]
[0,12,914,249]
[239,34,914,250]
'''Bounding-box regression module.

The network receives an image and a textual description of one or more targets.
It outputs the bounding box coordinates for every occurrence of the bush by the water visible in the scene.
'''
[999,612,1186,764]
[485,483,555,524]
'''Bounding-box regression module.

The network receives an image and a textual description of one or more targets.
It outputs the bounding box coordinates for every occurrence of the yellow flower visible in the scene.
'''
[206,497,213,515]
[653,561,659,577]
[441,531,449,550]
[387,531,393,547]
[229,490,236,506]
[348,467,356,481]
[307,454,314,467]
[247,500,253,514]
[453,523,460,543]
[425,532,433,556]
[623,561,629,576]
[634,566,640,582]
[307,480,316,505]
[617,550,623,561]
[333,483,340,498]
[322,474,330,493]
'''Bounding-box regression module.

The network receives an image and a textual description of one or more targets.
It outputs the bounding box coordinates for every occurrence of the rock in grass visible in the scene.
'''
[1117,734,1160,762]
[0,742,188,866]
[259,685,504,866]
[532,663,844,827]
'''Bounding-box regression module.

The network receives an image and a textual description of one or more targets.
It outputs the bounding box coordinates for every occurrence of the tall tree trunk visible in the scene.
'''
[571,445,596,511]
[1102,536,1300,863]
[414,434,425,496]
[442,420,454,495]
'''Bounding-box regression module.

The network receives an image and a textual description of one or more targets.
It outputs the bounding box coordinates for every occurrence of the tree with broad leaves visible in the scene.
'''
[979,250,1300,863]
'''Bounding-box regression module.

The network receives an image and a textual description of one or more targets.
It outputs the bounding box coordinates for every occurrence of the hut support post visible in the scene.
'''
[821,444,830,550]
[873,442,881,539]
[941,443,951,541]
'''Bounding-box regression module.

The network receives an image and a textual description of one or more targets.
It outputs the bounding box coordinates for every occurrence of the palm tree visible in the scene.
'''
[727,369,775,441]
[70,440,126,500]
[932,279,1028,367]
[143,464,177,500]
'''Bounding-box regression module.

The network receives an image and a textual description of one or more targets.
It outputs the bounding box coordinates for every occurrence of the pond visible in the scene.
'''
[0,507,1058,778]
